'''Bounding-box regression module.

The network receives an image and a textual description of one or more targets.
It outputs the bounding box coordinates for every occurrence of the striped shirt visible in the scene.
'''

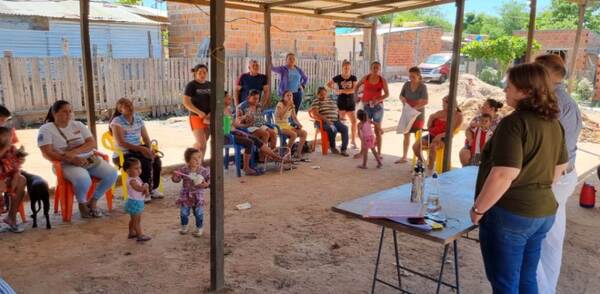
[110,113,145,152]
[311,97,339,122]
[0,278,16,294]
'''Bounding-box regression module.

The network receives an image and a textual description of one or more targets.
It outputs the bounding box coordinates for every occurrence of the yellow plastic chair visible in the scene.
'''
[412,129,459,174]
[101,131,129,199]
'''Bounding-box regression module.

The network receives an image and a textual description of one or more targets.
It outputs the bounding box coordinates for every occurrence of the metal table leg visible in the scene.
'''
[393,230,402,290]
[371,227,385,294]
[435,244,450,294]
[454,240,460,294]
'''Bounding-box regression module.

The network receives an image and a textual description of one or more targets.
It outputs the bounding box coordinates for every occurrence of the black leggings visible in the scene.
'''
[113,151,162,190]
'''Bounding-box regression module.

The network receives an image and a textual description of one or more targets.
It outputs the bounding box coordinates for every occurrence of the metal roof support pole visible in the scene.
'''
[209,0,225,291]
[79,0,96,138]
[525,0,537,62]
[568,0,587,92]
[369,19,377,64]
[264,8,273,87]
[442,0,465,173]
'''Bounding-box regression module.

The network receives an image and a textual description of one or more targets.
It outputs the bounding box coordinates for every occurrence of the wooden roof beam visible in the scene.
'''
[265,0,317,7]
[359,0,455,18]
[316,0,404,14]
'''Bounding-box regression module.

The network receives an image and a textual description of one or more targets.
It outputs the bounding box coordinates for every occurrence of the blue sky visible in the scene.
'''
[437,0,551,21]
[138,0,552,20]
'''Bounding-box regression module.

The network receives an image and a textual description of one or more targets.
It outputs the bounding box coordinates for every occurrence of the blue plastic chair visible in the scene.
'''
[224,133,244,177]
[263,108,289,147]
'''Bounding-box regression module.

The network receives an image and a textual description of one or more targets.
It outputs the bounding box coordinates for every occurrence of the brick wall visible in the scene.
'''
[167,3,336,58]
[384,27,443,68]
[514,29,593,75]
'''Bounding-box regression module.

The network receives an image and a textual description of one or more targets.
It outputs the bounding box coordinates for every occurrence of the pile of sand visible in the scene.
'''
[455,74,600,143]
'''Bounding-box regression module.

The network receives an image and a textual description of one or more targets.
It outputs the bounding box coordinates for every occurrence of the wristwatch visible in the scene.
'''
[471,205,485,215]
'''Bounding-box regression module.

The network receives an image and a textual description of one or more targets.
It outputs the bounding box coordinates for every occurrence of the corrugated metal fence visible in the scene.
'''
[0,56,369,118]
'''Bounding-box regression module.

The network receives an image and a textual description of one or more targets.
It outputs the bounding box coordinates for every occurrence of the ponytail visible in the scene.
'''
[44,100,70,123]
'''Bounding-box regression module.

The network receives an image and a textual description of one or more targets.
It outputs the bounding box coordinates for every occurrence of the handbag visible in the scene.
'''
[54,123,101,169]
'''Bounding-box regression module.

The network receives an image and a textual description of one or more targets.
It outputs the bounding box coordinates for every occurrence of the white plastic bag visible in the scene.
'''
[396,103,421,134]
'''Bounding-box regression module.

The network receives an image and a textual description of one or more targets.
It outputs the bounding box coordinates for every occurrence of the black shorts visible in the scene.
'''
[337,96,356,112]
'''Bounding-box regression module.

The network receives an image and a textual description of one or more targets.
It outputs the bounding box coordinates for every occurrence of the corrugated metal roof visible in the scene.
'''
[0,0,166,24]
[169,0,456,24]
[337,26,430,36]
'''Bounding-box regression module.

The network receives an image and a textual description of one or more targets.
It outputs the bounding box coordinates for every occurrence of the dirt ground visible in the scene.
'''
[1,131,600,294]
[2,78,600,293]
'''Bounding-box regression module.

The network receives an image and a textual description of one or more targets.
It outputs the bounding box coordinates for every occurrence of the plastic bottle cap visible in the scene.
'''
[432,173,438,179]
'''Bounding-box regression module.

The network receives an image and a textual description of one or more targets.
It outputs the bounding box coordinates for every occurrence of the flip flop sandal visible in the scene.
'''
[300,158,312,163]
[8,224,24,233]
[244,170,260,176]
[137,235,152,242]
[128,234,138,239]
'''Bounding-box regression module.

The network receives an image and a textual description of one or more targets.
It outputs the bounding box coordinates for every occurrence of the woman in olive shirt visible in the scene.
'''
[471,63,568,293]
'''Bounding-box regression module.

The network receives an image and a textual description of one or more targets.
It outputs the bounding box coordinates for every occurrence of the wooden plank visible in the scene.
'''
[42,58,53,105]
[30,58,44,108]
[0,58,16,112]
[96,57,105,109]
[12,59,25,111]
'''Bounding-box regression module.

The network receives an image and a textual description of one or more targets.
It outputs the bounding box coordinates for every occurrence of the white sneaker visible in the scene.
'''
[193,227,204,237]
[144,194,152,203]
[180,225,189,234]
[150,189,164,199]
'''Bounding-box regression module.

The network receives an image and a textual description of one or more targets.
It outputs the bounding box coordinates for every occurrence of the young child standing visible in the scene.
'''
[172,148,210,237]
[123,158,151,242]
[467,113,493,165]
[356,109,382,169]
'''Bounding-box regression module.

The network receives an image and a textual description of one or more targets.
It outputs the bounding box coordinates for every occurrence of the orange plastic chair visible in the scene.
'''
[309,111,329,155]
[52,152,113,222]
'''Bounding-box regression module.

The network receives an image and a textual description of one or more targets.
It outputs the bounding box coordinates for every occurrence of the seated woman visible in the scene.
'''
[0,127,26,233]
[275,90,308,161]
[223,91,289,175]
[38,100,118,218]
[236,89,277,150]
[413,96,463,173]
[109,98,163,201]
[459,98,503,166]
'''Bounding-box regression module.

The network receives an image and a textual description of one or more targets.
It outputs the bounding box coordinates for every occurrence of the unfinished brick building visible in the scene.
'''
[167,3,336,59]
[515,29,600,100]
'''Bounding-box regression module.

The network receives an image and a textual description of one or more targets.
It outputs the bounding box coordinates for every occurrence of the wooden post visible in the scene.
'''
[264,9,273,86]
[79,0,96,137]
[525,0,537,62]
[209,0,225,292]
[442,0,465,172]
[382,14,393,74]
[369,20,377,63]
[245,42,249,57]
[352,37,356,62]
[147,31,154,59]
[568,0,587,92]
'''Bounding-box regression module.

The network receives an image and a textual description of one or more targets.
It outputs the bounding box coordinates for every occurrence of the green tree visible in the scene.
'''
[463,12,505,39]
[498,0,529,35]
[390,8,453,31]
[461,36,541,74]
[537,0,600,34]
[116,0,142,5]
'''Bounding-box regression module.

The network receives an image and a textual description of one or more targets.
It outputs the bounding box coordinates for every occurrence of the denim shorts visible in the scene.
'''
[363,104,384,123]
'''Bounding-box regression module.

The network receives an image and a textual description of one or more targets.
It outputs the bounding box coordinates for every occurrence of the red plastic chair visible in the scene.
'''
[52,152,113,222]
[309,111,329,155]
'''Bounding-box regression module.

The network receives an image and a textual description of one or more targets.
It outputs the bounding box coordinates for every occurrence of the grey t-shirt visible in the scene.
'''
[400,82,428,120]
[555,83,582,166]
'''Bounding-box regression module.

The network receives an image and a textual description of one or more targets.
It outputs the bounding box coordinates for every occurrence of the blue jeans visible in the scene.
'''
[61,160,118,203]
[180,206,204,228]
[363,103,384,123]
[479,206,555,294]
[322,120,349,151]
[292,91,303,113]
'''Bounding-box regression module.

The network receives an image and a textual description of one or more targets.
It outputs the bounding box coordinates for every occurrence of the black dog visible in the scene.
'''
[21,171,51,229]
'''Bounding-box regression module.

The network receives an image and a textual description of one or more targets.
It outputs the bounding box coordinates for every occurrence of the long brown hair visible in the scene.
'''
[109,97,133,134]
[507,63,559,120]
[534,54,566,78]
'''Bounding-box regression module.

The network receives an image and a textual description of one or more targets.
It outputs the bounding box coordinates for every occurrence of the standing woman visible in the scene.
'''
[110,98,163,201]
[396,66,428,164]
[38,100,118,218]
[535,54,582,294]
[272,53,309,113]
[183,64,211,162]
[471,63,568,293]
[327,60,358,149]
[355,61,389,158]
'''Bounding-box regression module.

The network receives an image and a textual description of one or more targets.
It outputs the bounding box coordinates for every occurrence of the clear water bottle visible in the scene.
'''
[426,173,441,213]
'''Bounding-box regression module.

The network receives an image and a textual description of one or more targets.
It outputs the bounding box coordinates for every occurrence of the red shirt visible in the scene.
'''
[362,74,384,103]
